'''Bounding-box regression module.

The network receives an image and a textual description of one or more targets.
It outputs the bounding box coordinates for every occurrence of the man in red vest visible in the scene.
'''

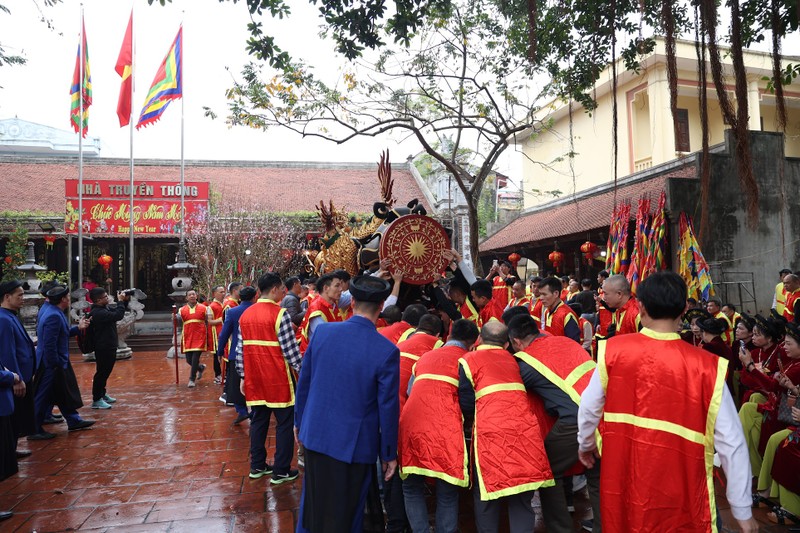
[782,273,800,323]
[396,314,443,409]
[239,272,303,485]
[458,321,554,532]
[470,279,505,327]
[207,285,226,384]
[296,272,346,354]
[223,282,241,316]
[578,271,757,533]
[400,319,480,533]
[508,314,600,533]
[380,303,427,345]
[447,283,479,324]
[506,280,531,310]
[179,290,211,388]
[485,260,514,309]
[602,274,640,336]
[538,277,581,343]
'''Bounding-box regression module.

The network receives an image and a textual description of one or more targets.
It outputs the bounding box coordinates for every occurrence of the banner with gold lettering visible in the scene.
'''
[65,179,209,235]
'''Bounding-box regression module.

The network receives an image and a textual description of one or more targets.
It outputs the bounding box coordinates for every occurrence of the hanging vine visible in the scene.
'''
[771,0,787,131]
[661,0,679,148]
[694,4,712,243]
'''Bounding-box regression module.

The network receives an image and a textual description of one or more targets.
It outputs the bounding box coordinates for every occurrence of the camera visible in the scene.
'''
[121,289,137,297]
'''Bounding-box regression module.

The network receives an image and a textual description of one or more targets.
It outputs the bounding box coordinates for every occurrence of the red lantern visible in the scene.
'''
[98,254,113,273]
[580,241,599,263]
[508,252,521,268]
[44,235,57,249]
[3,256,11,264]
[548,250,564,271]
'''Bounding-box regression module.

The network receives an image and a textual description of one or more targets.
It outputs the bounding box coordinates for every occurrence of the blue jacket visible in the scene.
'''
[36,302,78,369]
[0,307,36,382]
[295,315,400,464]
[0,368,15,416]
[215,300,254,361]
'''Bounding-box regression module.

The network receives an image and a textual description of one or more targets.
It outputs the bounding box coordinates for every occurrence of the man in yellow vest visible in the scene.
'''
[773,268,792,316]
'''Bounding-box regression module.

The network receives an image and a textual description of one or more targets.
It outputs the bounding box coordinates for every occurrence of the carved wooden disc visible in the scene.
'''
[379,215,450,286]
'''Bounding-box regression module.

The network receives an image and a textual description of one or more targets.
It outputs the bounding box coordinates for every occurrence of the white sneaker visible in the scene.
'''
[188,380,196,388]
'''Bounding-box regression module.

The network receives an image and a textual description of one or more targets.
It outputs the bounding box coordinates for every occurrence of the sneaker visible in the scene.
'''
[188,380,196,388]
[68,420,96,431]
[270,470,299,485]
[581,519,594,532]
[249,465,274,479]
[213,376,222,385]
[197,364,206,380]
[103,394,117,404]
[218,393,227,404]
[91,399,112,409]
[297,455,305,468]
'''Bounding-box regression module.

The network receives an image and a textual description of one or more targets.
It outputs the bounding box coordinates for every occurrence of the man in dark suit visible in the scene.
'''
[295,275,399,533]
[29,285,94,440]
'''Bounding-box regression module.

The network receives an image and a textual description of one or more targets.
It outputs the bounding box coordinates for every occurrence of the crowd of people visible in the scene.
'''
[2,253,799,531]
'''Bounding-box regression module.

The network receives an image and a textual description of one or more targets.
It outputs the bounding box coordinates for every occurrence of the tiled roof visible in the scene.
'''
[0,157,429,215]
[480,165,696,252]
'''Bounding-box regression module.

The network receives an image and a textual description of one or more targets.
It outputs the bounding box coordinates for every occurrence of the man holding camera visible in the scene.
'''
[87,288,130,409]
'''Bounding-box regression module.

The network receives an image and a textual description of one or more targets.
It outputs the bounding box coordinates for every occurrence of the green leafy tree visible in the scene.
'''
[1,225,28,282]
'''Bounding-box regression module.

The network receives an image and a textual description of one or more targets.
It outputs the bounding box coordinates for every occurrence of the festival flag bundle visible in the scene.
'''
[678,212,714,300]
[605,202,631,275]
[136,26,183,129]
[69,17,92,137]
[642,191,667,276]
[626,197,651,294]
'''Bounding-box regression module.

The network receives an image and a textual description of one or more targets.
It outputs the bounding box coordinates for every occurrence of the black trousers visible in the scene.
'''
[384,470,409,532]
[92,347,117,401]
[0,415,18,482]
[212,351,222,378]
[184,351,202,381]
[249,404,294,475]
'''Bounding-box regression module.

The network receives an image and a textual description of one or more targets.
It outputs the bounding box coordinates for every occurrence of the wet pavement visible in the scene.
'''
[0,351,793,532]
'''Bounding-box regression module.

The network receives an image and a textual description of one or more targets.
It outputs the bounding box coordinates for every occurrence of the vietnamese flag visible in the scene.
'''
[115,11,133,127]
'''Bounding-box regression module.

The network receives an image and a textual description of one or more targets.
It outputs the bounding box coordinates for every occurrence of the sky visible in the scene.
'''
[0,0,450,166]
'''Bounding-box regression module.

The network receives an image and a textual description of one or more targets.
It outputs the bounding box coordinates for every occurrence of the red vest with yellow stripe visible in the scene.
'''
[180,303,208,352]
[598,329,727,532]
[515,335,595,407]
[240,299,295,407]
[784,288,800,322]
[297,297,341,354]
[613,297,640,335]
[396,332,443,409]
[399,344,469,486]
[459,345,554,501]
[508,296,531,309]
[477,298,504,328]
[208,300,224,352]
[380,321,415,345]
[542,301,578,337]
[492,276,511,308]
[460,299,479,323]
[530,298,544,324]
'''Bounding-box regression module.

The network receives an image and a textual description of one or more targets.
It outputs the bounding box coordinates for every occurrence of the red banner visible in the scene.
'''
[65,179,209,235]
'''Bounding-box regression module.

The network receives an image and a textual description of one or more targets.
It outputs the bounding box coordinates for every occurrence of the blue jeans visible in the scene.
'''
[402,474,459,533]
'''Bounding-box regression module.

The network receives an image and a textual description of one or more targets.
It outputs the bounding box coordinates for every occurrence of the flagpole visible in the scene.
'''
[180,20,185,249]
[77,4,84,293]
[128,6,135,289]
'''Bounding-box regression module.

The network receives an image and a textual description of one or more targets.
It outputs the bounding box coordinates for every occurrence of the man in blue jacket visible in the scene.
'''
[216,285,257,425]
[295,275,400,533]
[0,280,36,447]
[29,285,94,440]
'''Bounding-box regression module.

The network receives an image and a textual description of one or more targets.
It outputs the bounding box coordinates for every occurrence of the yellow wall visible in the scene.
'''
[521,38,800,210]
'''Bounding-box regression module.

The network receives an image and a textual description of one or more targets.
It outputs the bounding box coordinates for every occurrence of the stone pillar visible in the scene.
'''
[166,242,196,359]
[747,77,762,131]
[648,65,676,165]
[15,242,47,338]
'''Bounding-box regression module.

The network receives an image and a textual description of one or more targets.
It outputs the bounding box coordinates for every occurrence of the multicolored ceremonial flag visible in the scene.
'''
[605,202,631,275]
[678,212,714,301]
[136,26,182,129]
[69,16,92,137]
[115,11,133,127]
[626,197,651,294]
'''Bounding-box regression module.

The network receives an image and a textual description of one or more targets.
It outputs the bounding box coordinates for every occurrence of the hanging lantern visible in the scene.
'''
[580,241,599,263]
[43,235,57,249]
[97,254,113,273]
[4,256,11,264]
[548,250,564,271]
[508,252,521,268]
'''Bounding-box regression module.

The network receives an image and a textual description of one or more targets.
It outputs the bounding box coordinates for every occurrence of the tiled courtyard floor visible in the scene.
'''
[0,351,794,532]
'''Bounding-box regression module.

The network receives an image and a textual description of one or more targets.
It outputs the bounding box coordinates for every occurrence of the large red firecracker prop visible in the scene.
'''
[44,235,57,249]
[508,252,521,269]
[580,241,599,263]
[548,250,564,272]
[98,254,113,274]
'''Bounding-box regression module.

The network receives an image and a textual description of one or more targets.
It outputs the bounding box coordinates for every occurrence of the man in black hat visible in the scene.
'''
[29,285,94,440]
[294,275,399,533]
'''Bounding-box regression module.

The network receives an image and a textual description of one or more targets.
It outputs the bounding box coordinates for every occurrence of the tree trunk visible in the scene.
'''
[465,193,483,277]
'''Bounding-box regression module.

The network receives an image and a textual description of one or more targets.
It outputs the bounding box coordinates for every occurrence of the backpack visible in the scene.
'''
[76,322,95,354]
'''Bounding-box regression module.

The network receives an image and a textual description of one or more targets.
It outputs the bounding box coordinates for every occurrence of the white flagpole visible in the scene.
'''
[77,4,84,292]
[128,7,135,289]
[180,22,185,248]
